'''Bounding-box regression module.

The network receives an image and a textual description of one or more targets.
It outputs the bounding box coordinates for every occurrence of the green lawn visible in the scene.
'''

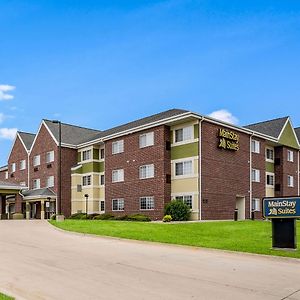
[0,293,14,300]
[50,220,300,259]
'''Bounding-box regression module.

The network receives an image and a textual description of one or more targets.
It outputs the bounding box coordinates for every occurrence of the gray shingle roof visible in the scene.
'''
[84,108,189,143]
[244,117,289,138]
[22,188,56,198]
[43,120,101,146]
[0,181,25,189]
[295,127,300,143]
[18,131,36,150]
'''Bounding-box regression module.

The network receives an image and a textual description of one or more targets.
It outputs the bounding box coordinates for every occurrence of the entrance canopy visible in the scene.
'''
[0,181,26,195]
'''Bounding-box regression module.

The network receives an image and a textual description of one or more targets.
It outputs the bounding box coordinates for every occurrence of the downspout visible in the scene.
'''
[298,151,300,196]
[27,151,30,189]
[198,118,203,220]
[249,134,253,219]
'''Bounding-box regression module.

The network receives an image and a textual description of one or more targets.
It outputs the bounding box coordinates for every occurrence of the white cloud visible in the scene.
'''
[208,109,239,125]
[0,84,16,101]
[0,128,17,140]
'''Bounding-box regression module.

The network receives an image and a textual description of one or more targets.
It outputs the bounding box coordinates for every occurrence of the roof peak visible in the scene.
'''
[245,116,289,127]
[43,119,101,133]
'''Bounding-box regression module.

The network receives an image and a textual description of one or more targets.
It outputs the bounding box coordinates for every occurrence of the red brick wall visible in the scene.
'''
[251,138,266,219]
[105,125,171,220]
[7,136,28,185]
[275,146,299,197]
[201,121,251,220]
[0,169,8,181]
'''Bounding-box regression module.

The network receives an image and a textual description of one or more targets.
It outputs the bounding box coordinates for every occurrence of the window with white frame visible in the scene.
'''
[112,140,124,154]
[33,178,40,189]
[287,150,294,162]
[5,171,8,179]
[140,196,154,210]
[82,150,91,161]
[266,173,275,187]
[139,164,154,179]
[175,126,193,143]
[100,200,105,212]
[82,175,91,186]
[252,198,260,211]
[175,195,193,209]
[175,160,193,176]
[252,169,260,182]
[112,198,124,211]
[33,155,40,167]
[288,175,294,187]
[251,140,260,153]
[266,148,274,162]
[100,148,105,159]
[46,151,54,163]
[100,174,105,186]
[11,163,16,173]
[20,160,26,170]
[139,132,154,148]
[46,176,54,187]
[112,169,124,182]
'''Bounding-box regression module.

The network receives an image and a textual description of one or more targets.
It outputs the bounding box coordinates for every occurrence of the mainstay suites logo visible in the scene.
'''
[263,197,300,218]
[218,128,239,151]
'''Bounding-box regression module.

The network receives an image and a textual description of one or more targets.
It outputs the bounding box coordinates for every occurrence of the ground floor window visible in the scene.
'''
[252,198,260,212]
[82,175,91,186]
[112,199,124,211]
[140,196,154,210]
[175,195,193,209]
[100,200,105,212]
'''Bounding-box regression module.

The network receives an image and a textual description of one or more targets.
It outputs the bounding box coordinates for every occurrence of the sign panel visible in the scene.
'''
[263,197,300,218]
[218,128,239,151]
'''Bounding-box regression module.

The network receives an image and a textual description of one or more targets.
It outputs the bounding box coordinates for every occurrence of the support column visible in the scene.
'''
[41,200,45,220]
[26,202,30,220]
[13,193,24,219]
[0,195,7,220]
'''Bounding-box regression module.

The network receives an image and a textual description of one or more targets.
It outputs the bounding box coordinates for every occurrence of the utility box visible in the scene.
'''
[263,197,300,250]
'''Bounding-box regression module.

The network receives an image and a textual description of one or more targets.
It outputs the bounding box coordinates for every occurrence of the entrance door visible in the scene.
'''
[235,197,245,220]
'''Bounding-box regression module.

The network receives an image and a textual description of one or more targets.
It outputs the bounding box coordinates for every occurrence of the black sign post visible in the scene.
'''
[263,197,300,250]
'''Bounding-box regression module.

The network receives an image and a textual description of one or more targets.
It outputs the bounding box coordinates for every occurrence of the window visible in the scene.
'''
[20,181,26,186]
[175,160,193,176]
[82,150,91,161]
[139,164,154,179]
[266,173,275,187]
[288,175,294,187]
[139,132,154,148]
[112,169,124,182]
[5,171,8,179]
[287,150,294,162]
[11,163,16,173]
[33,155,40,167]
[100,148,105,159]
[252,169,260,182]
[140,197,154,210]
[82,175,91,186]
[252,198,260,212]
[46,176,54,187]
[175,126,193,143]
[100,200,105,212]
[112,140,124,154]
[100,174,105,186]
[20,160,26,170]
[33,179,40,189]
[266,148,274,162]
[112,198,124,211]
[251,140,260,154]
[46,151,54,163]
[175,195,193,209]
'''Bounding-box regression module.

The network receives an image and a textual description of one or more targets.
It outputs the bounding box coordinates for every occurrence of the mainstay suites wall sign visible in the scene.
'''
[218,128,239,151]
[263,197,300,218]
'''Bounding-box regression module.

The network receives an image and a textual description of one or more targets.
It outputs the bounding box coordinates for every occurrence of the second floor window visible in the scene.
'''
[175,126,193,143]
[266,173,275,187]
[175,160,193,176]
[100,174,105,186]
[100,148,105,159]
[266,148,274,161]
[33,155,40,167]
[112,140,124,154]
[11,163,16,173]
[252,169,260,182]
[20,160,26,170]
[82,150,91,161]
[46,176,54,187]
[46,151,54,163]
[288,175,294,187]
[251,140,260,154]
[82,175,91,186]
[287,150,294,162]
[112,169,124,182]
[139,164,154,179]
[33,178,40,189]
[139,132,154,148]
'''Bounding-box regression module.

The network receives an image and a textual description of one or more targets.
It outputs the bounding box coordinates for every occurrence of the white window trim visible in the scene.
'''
[251,140,260,154]
[112,169,124,183]
[139,196,155,210]
[139,132,154,148]
[99,173,105,186]
[265,147,274,163]
[112,198,124,211]
[82,149,92,162]
[33,178,40,189]
[139,164,155,179]
[82,175,92,186]
[112,140,124,155]
[174,194,193,210]
[252,198,261,212]
[173,159,194,179]
[266,172,275,188]
[46,176,54,188]
[288,175,294,188]
[287,150,294,162]
[20,160,26,170]
[252,169,260,183]
[46,151,55,163]
[173,126,195,146]
[11,163,16,173]
[33,155,40,167]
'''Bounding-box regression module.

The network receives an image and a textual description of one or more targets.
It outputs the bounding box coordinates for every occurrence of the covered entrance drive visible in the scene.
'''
[0,181,26,219]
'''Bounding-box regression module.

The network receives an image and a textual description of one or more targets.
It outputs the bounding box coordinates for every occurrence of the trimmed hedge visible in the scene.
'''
[93,213,115,220]
[164,200,191,221]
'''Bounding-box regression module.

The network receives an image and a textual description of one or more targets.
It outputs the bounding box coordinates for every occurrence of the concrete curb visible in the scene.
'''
[46,220,300,263]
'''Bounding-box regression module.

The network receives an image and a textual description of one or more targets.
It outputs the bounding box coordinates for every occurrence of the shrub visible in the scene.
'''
[50,214,56,220]
[93,213,115,220]
[163,215,172,222]
[87,213,99,220]
[115,215,129,220]
[12,213,24,220]
[164,200,191,221]
[126,214,151,222]
[69,213,86,220]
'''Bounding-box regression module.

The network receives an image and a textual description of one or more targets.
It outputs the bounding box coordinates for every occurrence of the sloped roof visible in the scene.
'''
[22,187,56,198]
[84,108,189,143]
[244,117,289,138]
[295,127,300,143]
[43,120,101,146]
[0,165,8,171]
[18,131,36,150]
[0,181,25,190]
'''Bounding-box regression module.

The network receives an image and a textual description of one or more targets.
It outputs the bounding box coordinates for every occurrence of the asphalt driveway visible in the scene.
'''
[0,220,299,300]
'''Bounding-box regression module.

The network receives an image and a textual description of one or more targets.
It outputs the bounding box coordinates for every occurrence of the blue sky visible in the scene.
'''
[1,0,300,166]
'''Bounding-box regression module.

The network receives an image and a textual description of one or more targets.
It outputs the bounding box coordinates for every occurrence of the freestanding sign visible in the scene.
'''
[263,197,299,249]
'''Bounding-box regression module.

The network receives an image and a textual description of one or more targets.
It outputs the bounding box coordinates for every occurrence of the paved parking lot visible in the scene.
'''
[0,220,299,300]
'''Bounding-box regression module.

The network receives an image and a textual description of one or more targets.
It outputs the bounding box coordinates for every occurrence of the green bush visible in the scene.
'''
[69,213,86,219]
[87,213,99,220]
[126,214,151,222]
[164,200,191,221]
[163,215,172,222]
[115,215,129,220]
[93,213,115,220]
[50,214,56,220]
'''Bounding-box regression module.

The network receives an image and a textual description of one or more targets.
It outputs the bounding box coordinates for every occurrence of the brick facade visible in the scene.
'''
[105,125,171,220]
